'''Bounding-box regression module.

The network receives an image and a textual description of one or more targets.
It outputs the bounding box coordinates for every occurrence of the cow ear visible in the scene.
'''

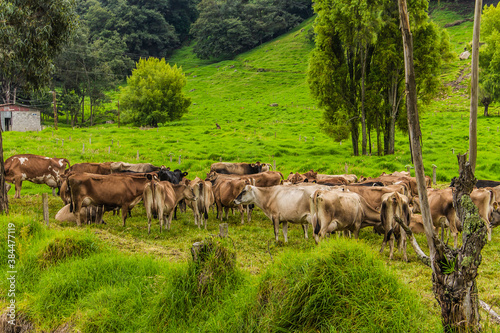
[146,174,153,180]
[250,163,256,167]
[494,202,499,210]
[304,178,309,183]
[183,172,188,177]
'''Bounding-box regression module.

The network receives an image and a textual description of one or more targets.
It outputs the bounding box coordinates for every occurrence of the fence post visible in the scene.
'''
[169,153,173,163]
[82,143,85,153]
[432,164,437,185]
[178,155,182,165]
[137,150,140,160]
[108,146,111,154]
[42,193,49,226]
[406,165,412,173]
[299,135,301,141]
[219,223,228,238]
[345,163,348,174]
[62,139,64,147]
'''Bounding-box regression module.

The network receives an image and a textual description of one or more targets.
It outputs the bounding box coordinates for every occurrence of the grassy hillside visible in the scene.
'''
[1,4,500,332]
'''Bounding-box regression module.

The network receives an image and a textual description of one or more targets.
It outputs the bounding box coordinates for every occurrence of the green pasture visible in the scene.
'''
[1,5,500,332]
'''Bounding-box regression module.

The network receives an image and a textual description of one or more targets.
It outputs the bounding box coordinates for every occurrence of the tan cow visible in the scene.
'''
[379,192,411,261]
[234,185,320,242]
[143,177,196,233]
[110,162,160,173]
[5,154,70,198]
[67,172,149,227]
[310,189,381,244]
[55,204,104,225]
[187,177,215,229]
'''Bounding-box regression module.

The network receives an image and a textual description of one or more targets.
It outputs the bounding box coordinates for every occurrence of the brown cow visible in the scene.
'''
[66,162,112,175]
[55,204,105,225]
[187,177,215,229]
[346,184,407,210]
[213,178,249,224]
[143,177,196,233]
[310,189,381,244]
[413,188,500,245]
[379,192,411,261]
[210,162,270,175]
[67,172,149,227]
[5,154,70,198]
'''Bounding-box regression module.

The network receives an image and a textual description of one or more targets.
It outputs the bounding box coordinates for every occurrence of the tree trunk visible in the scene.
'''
[351,122,359,156]
[361,48,367,155]
[483,101,489,117]
[400,0,487,331]
[469,0,482,173]
[0,130,9,214]
[81,95,85,125]
[90,98,93,127]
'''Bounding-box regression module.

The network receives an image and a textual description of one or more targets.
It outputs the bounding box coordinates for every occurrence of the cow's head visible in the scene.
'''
[234,185,255,205]
[205,171,218,183]
[182,185,197,202]
[490,202,500,229]
[250,162,263,173]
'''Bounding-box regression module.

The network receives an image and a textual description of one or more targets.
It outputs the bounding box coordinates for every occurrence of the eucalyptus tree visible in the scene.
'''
[479,3,500,117]
[308,0,381,156]
[309,0,451,156]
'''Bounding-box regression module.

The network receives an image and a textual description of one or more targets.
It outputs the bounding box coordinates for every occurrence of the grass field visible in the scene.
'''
[1,4,500,332]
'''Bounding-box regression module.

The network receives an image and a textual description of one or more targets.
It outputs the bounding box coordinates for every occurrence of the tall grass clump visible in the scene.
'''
[147,237,244,332]
[243,238,440,332]
[37,233,100,268]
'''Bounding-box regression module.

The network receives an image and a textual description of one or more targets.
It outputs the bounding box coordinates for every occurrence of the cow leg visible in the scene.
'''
[282,222,288,243]
[239,205,245,224]
[389,234,395,260]
[302,224,308,239]
[400,229,408,262]
[272,217,280,242]
[14,177,22,199]
[121,206,128,227]
[52,187,57,197]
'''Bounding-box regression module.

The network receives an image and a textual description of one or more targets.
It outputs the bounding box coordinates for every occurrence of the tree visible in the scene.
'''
[0,0,76,213]
[400,0,490,330]
[479,3,500,118]
[308,0,450,156]
[120,57,191,127]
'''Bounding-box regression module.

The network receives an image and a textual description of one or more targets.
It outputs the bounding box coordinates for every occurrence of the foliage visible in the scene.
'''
[77,0,199,59]
[190,0,312,59]
[0,0,77,103]
[479,3,500,115]
[120,57,191,127]
[308,0,451,156]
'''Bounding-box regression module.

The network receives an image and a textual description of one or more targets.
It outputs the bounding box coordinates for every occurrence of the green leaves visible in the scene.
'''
[120,57,191,127]
[0,0,77,103]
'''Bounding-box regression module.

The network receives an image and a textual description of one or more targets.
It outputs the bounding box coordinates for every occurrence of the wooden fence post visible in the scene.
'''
[432,164,437,185]
[62,139,64,147]
[345,163,348,174]
[137,150,140,160]
[108,146,111,154]
[219,223,228,238]
[82,143,85,153]
[178,155,182,164]
[42,193,49,226]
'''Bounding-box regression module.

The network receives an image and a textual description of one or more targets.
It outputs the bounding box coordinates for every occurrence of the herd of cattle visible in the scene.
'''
[4,153,500,261]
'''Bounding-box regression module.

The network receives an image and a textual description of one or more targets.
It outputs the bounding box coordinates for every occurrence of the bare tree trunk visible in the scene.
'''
[0,130,9,214]
[361,47,367,155]
[469,0,482,172]
[81,95,85,125]
[400,0,487,331]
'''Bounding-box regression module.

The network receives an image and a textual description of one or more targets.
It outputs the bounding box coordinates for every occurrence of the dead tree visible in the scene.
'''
[399,0,490,330]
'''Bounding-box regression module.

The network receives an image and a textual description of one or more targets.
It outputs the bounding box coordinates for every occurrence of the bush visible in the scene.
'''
[120,57,191,127]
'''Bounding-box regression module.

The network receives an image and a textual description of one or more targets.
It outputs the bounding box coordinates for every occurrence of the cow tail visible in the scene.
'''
[204,207,209,220]
[311,190,321,235]
[381,201,392,242]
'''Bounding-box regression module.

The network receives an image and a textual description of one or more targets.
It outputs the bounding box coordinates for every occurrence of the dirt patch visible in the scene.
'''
[445,64,471,93]
[0,311,34,333]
